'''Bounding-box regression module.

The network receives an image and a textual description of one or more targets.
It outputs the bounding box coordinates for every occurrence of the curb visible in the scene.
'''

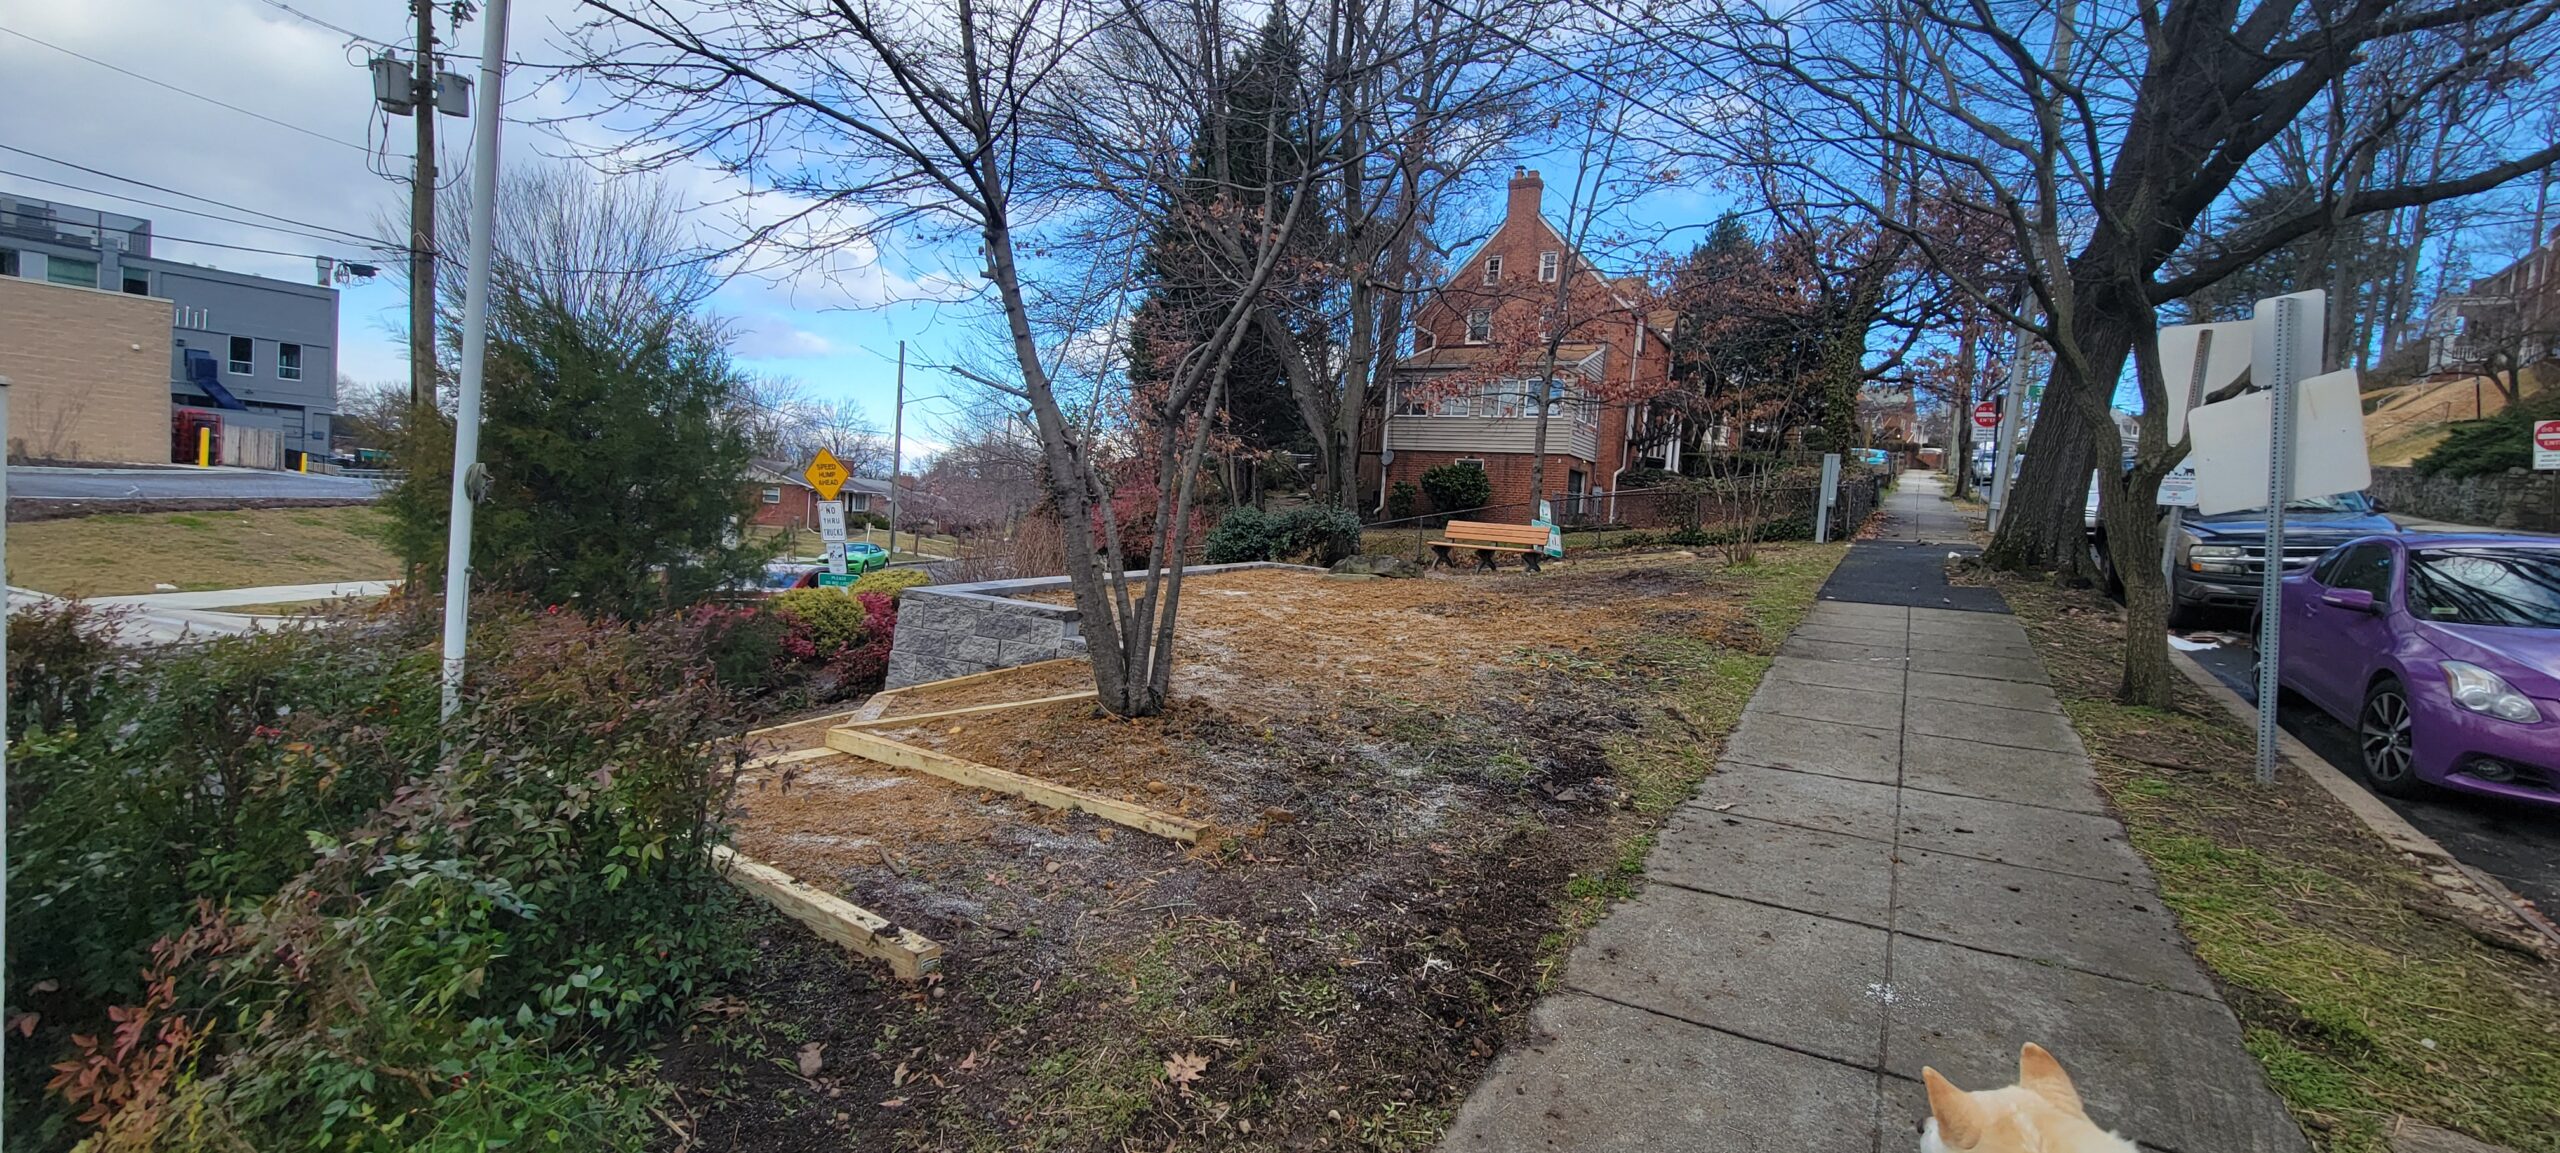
[2167,648,2560,957]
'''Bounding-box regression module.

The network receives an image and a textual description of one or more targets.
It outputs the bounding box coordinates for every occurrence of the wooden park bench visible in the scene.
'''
[1429,520,1555,573]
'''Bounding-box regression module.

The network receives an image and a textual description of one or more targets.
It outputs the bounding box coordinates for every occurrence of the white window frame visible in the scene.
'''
[848,493,871,512]
[1394,381,1430,417]
[1413,327,1435,351]
[1465,309,1491,344]
[1538,251,1559,282]
[1482,255,1503,285]
[1453,457,1487,474]
[228,336,254,376]
[761,487,783,504]
[277,342,303,381]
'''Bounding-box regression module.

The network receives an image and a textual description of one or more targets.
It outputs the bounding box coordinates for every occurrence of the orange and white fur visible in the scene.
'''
[1921,1044,2140,1153]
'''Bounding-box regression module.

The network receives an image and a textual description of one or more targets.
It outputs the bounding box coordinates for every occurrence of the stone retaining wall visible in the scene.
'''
[885,563,1325,689]
[2369,465,2560,533]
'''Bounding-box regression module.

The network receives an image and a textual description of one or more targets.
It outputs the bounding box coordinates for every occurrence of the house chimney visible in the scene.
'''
[1507,167,1542,223]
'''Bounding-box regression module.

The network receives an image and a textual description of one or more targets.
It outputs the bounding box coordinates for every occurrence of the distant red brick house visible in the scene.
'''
[1376,168,1678,520]
[745,458,890,532]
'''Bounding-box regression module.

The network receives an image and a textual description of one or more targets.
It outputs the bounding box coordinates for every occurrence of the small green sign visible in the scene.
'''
[816,572,857,589]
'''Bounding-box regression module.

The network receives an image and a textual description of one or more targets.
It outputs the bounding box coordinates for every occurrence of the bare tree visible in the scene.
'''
[1641,0,2560,705]
[569,0,1333,715]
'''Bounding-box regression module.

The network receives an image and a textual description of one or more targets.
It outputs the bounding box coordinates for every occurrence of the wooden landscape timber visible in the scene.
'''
[710,845,944,979]
[824,725,1215,845]
[844,690,1100,731]
[737,746,842,773]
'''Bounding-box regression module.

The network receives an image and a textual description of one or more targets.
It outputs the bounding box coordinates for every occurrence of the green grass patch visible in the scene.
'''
[7,504,398,596]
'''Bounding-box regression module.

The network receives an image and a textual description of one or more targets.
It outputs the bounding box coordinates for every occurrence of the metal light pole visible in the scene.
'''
[2,374,12,1100]
[438,0,511,719]
[889,341,904,561]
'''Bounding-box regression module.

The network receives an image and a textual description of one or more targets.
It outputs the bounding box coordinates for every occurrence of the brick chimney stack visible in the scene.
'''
[1506,167,1543,224]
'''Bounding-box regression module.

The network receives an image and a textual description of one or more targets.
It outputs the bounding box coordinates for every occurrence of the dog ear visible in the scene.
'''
[1923,1067,1984,1149]
[2017,1043,2084,1114]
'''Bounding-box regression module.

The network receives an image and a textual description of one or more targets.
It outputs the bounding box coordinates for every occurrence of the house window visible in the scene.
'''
[1482,255,1503,285]
[1413,327,1435,351]
[228,336,254,375]
[1465,309,1491,343]
[761,487,783,504]
[1394,382,1429,416]
[1452,457,1486,476]
[1489,381,1526,419]
[1538,251,1559,282]
[46,257,96,288]
[848,494,871,512]
[277,343,303,380]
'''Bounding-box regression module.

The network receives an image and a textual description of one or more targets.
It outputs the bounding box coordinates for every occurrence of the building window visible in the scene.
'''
[1413,327,1435,351]
[761,487,783,504]
[228,336,254,375]
[1538,251,1559,282]
[848,494,871,512]
[277,343,303,380]
[1452,457,1486,475]
[123,274,148,295]
[46,257,96,288]
[0,249,17,277]
[1394,382,1429,416]
[1482,256,1502,285]
[1465,309,1491,343]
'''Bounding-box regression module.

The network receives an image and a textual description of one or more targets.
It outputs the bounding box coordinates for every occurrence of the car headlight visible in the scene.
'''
[2188,544,2243,558]
[2442,661,2543,724]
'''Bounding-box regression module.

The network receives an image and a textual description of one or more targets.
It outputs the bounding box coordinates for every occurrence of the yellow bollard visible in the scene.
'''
[298,450,308,473]
[197,426,211,467]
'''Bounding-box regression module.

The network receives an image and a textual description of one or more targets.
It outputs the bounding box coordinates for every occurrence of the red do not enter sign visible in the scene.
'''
[2537,420,2560,452]
[1973,401,2001,429]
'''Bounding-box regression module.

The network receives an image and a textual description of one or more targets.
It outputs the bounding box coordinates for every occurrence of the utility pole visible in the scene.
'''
[408,0,438,407]
[889,340,905,560]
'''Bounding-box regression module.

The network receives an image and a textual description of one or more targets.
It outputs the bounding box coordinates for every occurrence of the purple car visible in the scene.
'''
[2275,534,2560,806]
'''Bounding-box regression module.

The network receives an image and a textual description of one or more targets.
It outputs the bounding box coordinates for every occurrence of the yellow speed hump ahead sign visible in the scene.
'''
[803,449,850,501]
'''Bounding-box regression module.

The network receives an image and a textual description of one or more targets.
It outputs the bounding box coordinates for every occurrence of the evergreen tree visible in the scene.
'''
[1125,10,1318,455]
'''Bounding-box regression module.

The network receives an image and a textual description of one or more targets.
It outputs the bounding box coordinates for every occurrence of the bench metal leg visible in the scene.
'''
[1475,548,1498,572]
[1523,551,1542,573]
[1430,544,1455,569]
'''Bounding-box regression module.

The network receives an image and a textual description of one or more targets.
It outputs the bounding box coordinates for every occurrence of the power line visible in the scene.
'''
[0,145,381,245]
[252,0,395,48]
[0,25,366,153]
[0,168,388,252]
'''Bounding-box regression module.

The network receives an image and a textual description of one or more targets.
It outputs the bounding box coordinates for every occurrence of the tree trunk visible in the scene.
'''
[2102,465,2176,706]
[1983,288,2136,577]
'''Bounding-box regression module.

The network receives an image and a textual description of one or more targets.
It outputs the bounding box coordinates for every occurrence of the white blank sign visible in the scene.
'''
[2186,368,2370,515]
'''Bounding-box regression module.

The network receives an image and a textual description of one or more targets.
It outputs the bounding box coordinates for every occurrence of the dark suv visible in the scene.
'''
[2167,491,2398,628]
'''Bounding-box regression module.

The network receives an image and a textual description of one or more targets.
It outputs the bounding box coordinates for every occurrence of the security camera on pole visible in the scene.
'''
[2179,291,2371,784]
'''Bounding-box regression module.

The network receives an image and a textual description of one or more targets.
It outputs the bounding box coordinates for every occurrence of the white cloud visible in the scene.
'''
[732,319,835,360]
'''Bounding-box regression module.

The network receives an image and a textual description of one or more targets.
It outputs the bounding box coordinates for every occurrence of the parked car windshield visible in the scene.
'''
[2405,547,2560,628]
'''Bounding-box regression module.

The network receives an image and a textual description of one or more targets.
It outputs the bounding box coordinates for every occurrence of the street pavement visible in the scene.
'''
[84,580,397,611]
[7,586,278,645]
[9,465,383,502]
[2184,638,2560,917]
[1441,473,2306,1153]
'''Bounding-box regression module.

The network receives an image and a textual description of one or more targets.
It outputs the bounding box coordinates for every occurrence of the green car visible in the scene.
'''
[842,541,891,574]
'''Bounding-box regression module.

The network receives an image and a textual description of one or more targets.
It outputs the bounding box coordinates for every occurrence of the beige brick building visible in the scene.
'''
[0,276,173,465]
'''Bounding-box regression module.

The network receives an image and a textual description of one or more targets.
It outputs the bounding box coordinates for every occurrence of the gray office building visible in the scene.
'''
[0,194,340,459]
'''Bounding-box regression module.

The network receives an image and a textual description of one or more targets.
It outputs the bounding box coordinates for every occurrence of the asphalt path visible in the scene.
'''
[10,466,383,501]
[2183,630,2560,916]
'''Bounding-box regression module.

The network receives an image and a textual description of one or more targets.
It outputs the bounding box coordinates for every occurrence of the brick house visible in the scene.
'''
[1377,168,1677,520]
[746,458,891,531]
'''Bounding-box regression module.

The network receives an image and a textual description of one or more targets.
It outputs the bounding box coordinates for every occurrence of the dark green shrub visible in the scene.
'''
[1420,462,1492,514]
[9,607,752,1152]
[1268,506,1365,565]
[1386,481,1419,520]
[1613,531,1658,549]
[2414,393,2557,478]
[7,600,125,737]
[1205,506,1276,564]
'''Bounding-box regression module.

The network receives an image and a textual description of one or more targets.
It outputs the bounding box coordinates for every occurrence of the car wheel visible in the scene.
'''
[2166,600,2209,631]
[2357,676,2429,798]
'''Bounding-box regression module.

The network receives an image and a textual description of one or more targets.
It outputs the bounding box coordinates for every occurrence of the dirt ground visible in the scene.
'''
[658,546,1843,1152]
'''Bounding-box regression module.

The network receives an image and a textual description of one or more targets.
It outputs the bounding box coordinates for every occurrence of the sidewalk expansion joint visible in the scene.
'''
[1695,804,2141,887]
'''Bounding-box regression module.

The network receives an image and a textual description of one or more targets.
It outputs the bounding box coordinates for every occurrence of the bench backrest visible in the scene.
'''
[1441,520,1554,548]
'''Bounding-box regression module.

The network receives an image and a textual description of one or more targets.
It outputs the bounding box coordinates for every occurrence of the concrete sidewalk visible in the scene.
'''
[1441,473,2305,1153]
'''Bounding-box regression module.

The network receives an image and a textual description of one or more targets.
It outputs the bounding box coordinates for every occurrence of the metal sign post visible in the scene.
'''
[1814,453,1843,543]
[2253,297,2305,785]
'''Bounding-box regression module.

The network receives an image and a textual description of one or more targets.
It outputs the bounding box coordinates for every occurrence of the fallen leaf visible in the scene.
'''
[957,1050,980,1072]
[892,1061,910,1086]
[880,1097,907,1109]
[796,1042,826,1077]
[1163,1051,1209,1087]
[1711,802,1736,812]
